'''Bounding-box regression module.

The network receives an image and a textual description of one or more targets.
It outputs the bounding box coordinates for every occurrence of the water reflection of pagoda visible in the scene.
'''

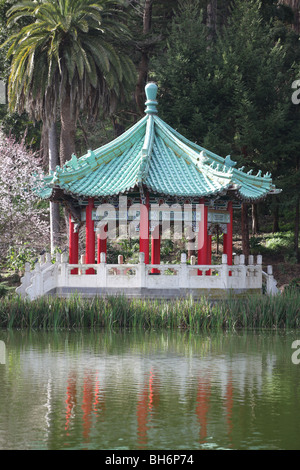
[62,365,236,448]
[15,339,277,449]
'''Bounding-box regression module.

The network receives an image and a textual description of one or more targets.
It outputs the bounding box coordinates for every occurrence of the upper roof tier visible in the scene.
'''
[38,82,280,202]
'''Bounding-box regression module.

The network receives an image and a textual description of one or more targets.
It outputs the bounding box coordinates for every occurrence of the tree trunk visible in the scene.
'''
[207,0,218,39]
[251,203,259,234]
[280,0,300,33]
[40,124,49,170]
[135,0,153,115]
[49,121,60,254]
[241,203,250,262]
[59,91,76,166]
[272,197,280,233]
[295,195,300,263]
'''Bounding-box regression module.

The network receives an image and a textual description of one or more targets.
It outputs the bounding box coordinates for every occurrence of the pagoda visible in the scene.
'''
[18,83,280,300]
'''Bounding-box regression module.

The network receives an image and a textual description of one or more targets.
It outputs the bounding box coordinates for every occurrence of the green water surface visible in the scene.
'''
[0,328,299,450]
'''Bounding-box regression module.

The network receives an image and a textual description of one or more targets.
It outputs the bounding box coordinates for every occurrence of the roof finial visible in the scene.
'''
[145,82,158,114]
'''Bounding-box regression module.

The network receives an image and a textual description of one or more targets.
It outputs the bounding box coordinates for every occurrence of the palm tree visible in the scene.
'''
[4,0,136,165]
[3,0,136,253]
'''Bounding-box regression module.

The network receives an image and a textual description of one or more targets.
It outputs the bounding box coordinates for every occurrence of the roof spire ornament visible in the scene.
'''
[145,82,158,114]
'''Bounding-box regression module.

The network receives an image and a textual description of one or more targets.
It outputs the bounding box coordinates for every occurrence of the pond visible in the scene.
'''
[0,328,299,450]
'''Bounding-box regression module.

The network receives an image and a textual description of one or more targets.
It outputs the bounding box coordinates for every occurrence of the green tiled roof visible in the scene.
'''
[37,82,280,202]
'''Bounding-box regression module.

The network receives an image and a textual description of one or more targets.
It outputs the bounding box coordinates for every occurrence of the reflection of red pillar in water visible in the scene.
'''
[196,378,211,443]
[65,373,77,435]
[93,376,106,417]
[137,383,149,449]
[225,372,233,441]
[82,373,94,442]
[148,368,160,411]
[137,369,159,448]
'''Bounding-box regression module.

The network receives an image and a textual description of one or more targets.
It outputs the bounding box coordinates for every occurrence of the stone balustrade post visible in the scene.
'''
[45,252,52,265]
[265,265,278,295]
[221,254,229,288]
[139,252,146,288]
[60,253,68,286]
[97,252,106,288]
[239,253,247,289]
[255,255,263,287]
[16,262,33,298]
[35,263,42,297]
[234,255,240,265]
[180,253,188,288]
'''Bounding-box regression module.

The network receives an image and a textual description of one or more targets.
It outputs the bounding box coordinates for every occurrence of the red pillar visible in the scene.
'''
[86,197,95,274]
[97,223,107,263]
[223,201,233,266]
[151,226,160,274]
[139,192,149,264]
[69,214,79,274]
[198,198,208,275]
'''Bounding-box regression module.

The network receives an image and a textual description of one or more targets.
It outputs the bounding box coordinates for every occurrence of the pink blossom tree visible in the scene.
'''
[0,130,49,268]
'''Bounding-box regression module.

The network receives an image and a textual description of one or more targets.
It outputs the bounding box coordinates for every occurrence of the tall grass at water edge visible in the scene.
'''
[0,290,299,330]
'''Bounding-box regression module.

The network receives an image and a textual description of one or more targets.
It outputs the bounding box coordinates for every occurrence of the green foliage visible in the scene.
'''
[3,0,136,120]
[3,244,37,271]
[0,282,8,298]
[151,0,214,144]
[250,230,299,263]
[289,277,300,289]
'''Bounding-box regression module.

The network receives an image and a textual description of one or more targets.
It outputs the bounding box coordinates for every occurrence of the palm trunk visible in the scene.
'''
[59,91,76,166]
[49,121,60,254]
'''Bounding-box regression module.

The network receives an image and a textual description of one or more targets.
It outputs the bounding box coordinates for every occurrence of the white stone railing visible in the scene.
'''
[16,252,279,301]
[262,265,279,296]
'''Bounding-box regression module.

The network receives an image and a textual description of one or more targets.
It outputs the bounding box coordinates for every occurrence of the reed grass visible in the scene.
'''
[0,289,299,330]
